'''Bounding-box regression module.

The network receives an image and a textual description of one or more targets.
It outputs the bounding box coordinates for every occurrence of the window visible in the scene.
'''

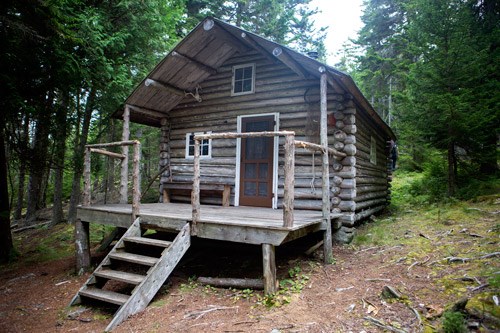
[185,132,212,159]
[232,64,255,95]
[370,136,377,165]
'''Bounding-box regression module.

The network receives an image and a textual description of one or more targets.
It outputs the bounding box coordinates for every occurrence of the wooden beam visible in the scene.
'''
[197,277,264,290]
[89,148,125,160]
[145,78,184,96]
[194,131,294,141]
[120,105,130,204]
[325,72,345,93]
[319,68,333,264]
[240,32,276,63]
[127,104,167,119]
[171,51,217,75]
[294,140,346,158]
[272,47,308,79]
[283,134,295,228]
[262,244,277,294]
[86,140,138,148]
[211,24,249,54]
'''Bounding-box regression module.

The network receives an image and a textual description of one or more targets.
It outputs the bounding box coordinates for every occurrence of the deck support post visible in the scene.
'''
[75,219,91,274]
[319,68,333,264]
[120,105,130,204]
[283,133,295,227]
[262,243,277,294]
[191,139,201,235]
[132,141,141,222]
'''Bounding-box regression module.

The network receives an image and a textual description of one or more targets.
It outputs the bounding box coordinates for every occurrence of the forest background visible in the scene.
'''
[0,0,498,263]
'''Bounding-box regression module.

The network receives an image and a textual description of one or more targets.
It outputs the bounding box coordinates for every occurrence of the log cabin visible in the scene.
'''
[70,17,396,331]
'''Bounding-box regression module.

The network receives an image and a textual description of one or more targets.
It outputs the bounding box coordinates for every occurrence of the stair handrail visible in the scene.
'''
[83,140,141,221]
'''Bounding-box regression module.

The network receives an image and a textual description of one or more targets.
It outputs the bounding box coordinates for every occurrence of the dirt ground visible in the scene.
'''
[0,202,498,333]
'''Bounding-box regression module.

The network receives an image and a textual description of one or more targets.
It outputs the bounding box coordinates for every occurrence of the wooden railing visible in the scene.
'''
[83,140,141,221]
[191,131,295,232]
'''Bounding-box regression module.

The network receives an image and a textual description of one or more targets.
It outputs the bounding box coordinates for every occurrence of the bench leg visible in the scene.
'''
[222,185,230,207]
[163,188,171,203]
[262,243,277,294]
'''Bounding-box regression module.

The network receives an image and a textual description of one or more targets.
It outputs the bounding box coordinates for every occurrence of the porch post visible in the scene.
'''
[319,67,333,264]
[191,138,200,235]
[120,105,130,204]
[283,133,295,227]
[262,243,277,294]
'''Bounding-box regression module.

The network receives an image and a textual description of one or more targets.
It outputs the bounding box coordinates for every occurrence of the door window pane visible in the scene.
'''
[245,163,257,179]
[258,183,268,197]
[259,163,268,179]
[244,182,257,196]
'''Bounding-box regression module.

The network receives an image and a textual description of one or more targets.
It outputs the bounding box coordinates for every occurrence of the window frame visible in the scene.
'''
[370,135,377,165]
[231,63,256,96]
[185,131,212,159]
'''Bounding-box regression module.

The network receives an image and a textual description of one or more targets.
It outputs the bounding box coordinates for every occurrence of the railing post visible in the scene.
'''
[120,105,130,204]
[191,138,201,235]
[283,133,295,227]
[132,141,141,222]
[83,147,91,206]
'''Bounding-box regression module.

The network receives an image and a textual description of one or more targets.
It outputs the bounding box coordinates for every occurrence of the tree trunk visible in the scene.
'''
[0,117,14,263]
[447,141,457,197]
[13,115,29,221]
[24,111,51,225]
[479,133,498,175]
[68,89,95,223]
[51,93,68,226]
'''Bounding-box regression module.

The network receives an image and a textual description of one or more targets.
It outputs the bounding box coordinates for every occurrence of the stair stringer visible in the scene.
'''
[69,217,143,306]
[105,222,191,332]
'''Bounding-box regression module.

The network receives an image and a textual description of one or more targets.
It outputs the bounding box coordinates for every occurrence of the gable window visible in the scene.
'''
[185,132,212,159]
[370,136,377,165]
[232,64,255,96]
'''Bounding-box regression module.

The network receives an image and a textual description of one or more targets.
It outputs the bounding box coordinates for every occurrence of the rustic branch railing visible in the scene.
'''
[83,140,141,221]
[192,131,296,233]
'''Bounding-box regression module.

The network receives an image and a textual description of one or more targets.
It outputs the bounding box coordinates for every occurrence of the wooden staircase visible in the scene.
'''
[70,218,191,331]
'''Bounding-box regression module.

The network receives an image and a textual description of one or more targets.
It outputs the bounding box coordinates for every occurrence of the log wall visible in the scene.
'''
[160,50,391,227]
[163,51,352,209]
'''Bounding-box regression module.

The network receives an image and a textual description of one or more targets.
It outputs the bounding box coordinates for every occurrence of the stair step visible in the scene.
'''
[124,236,172,248]
[79,287,129,305]
[94,269,145,285]
[109,252,158,266]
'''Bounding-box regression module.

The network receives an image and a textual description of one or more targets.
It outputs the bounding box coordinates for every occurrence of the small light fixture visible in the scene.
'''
[307,51,319,59]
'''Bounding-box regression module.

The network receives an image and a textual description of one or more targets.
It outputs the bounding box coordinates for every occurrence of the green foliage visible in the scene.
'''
[441,311,467,333]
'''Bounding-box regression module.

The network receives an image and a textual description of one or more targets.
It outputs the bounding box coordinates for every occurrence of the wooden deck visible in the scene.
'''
[78,203,335,246]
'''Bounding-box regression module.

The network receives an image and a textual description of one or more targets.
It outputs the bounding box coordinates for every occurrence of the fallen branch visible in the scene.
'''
[479,252,500,259]
[197,277,264,290]
[184,305,238,320]
[408,306,422,327]
[335,286,354,292]
[364,316,407,333]
[365,278,391,282]
[12,221,50,233]
[471,283,489,292]
[419,232,431,240]
[446,257,472,263]
[305,240,324,256]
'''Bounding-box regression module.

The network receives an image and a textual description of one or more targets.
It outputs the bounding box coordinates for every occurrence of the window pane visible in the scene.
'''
[258,182,268,196]
[234,80,243,93]
[245,163,257,179]
[243,78,252,92]
[244,182,256,196]
[201,145,208,156]
[235,68,243,80]
[189,146,194,156]
[259,163,268,179]
[245,137,268,159]
[243,66,252,79]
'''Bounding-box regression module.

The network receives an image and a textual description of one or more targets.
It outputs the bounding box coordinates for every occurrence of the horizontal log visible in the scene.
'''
[354,205,386,222]
[343,144,356,156]
[195,131,294,140]
[332,176,343,186]
[89,148,125,160]
[294,140,346,158]
[339,188,356,200]
[333,166,356,179]
[333,141,345,151]
[334,130,347,141]
[354,191,388,202]
[340,156,356,166]
[343,125,357,134]
[331,186,341,196]
[197,277,264,290]
[333,200,356,212]
[356,185,387,195]
[333,111,344,120]
[344,135,356,145]
[86,140,139,148]
[355,198,387,210]
[335,120,345,129]
[356,177,388,185]
[340,178,356,189]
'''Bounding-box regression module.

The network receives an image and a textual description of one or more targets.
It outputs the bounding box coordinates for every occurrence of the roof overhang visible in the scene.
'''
[116,17,395,140]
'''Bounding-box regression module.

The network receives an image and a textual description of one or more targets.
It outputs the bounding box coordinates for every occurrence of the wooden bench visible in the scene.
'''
[162,182,231,207]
